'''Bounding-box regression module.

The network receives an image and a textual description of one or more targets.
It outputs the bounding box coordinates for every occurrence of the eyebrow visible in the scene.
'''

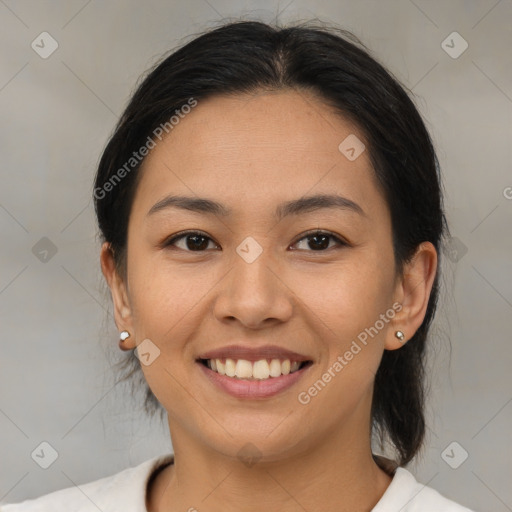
[147,193,366,220]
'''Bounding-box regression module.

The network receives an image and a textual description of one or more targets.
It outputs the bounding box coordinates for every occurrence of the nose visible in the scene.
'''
[212,246,294,329]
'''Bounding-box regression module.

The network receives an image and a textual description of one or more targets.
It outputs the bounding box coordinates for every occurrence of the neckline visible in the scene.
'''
[144,453,399,510]
[372,453,399,477]
[145,454,175,511]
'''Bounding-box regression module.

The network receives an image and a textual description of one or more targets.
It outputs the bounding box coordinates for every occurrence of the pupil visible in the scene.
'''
[309,234,329,250]
[187,235,208,251]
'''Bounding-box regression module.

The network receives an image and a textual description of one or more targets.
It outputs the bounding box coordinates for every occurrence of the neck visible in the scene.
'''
[148,419,394,512]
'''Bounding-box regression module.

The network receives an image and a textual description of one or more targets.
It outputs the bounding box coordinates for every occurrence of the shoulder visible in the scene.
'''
[372,466,475,512]
[0,453,174,512]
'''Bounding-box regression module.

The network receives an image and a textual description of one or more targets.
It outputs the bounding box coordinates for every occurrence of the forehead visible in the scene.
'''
[132,90,387,222]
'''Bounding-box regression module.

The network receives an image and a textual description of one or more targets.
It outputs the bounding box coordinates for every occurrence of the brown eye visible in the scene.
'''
[164,231,219,251]
[291,230,347,251]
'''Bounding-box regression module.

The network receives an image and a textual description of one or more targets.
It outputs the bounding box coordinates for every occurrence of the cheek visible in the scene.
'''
[127,254,216,345]
[288,250,395,383]
[289,257,392,335]
[294,266,390,420]
[128,261,214,408]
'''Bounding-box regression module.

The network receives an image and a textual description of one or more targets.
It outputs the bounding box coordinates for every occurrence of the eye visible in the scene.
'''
[163,230,219,251]
[162,229,348,252]
[290,230,348,251]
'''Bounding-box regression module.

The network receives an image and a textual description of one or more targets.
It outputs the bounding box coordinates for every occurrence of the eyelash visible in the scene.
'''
[162,229,348,252]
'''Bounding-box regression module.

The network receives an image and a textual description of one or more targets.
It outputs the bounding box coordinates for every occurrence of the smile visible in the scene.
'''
[197,358,313,399]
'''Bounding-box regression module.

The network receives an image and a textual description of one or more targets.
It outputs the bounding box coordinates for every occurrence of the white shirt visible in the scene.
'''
[0,454,476,511]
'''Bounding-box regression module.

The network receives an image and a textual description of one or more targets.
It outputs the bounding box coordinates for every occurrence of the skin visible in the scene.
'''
[101,89,437,512]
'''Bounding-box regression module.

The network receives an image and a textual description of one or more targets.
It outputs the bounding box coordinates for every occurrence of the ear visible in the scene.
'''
[100,242,136,350]
[385,241,438,350]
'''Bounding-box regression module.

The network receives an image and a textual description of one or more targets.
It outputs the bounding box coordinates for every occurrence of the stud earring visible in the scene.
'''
[395,330,405,342]
[119,331,132,351]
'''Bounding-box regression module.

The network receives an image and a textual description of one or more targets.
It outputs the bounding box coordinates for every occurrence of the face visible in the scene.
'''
[103,89,432,462]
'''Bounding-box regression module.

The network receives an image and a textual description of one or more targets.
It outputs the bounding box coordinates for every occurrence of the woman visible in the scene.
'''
[1,20,476,512]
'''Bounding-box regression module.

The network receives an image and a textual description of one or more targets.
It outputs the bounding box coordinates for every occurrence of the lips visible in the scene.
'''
[196,344,313,399]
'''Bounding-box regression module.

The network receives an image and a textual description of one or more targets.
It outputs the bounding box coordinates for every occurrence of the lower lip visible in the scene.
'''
[197,361,311,399]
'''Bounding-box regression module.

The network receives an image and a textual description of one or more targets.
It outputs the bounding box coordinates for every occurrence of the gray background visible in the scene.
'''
[1,1,511,510]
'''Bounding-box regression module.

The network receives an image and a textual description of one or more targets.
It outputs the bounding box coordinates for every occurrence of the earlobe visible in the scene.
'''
[385,241,438,351]
[119,330,133,351]
[383,329,408,351]
[100,242,136,349]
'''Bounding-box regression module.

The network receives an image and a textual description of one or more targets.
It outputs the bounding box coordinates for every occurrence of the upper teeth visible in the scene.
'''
[207,358,302,379]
